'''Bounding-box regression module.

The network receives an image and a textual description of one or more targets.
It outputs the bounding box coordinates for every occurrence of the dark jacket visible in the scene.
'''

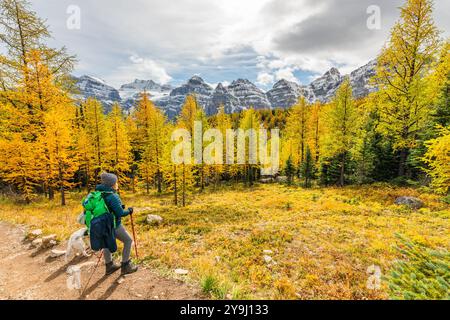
[95,184,131,227]
[89,210,117,253]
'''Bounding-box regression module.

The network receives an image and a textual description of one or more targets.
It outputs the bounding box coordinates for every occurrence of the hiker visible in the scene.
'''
[93,172,138,275]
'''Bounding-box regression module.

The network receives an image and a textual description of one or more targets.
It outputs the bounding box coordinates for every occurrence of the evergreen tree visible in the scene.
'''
[300,147,315,188]
[283,155,295,185]
[373,0,441,177]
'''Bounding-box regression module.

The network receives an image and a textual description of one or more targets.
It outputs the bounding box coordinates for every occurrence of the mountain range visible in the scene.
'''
[73,60,377,118]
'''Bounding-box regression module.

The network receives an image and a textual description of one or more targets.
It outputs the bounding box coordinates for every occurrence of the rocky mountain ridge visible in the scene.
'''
[74,60,377,117]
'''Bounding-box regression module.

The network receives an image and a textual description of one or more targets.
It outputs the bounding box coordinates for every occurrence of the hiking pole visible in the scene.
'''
[129,212,139,259]
[80,250,103,298]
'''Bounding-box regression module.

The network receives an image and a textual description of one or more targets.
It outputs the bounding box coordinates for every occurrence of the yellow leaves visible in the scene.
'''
[373,0,442,151]
[105,103,132,177]
[179,94,199,135]
[0,183,447,299]
[0,134,41,200]
[274,277,297,299]
[321,78,359,158]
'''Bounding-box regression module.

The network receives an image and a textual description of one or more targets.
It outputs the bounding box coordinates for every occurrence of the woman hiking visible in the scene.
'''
[95,172,138,275]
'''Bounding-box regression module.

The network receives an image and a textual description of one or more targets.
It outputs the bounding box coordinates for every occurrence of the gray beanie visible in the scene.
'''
[100,172,118,187]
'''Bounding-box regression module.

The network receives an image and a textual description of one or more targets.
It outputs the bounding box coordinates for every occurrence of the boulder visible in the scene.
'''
[276,176,288,183]
[260,178,274,184]
[31,238,43,248]
[42,234,57,248]
[394,196,424,209]
[50,249,66,258]
[146,214,163,226]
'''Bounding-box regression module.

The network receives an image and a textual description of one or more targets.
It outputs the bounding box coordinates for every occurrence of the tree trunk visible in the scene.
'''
[48,187,54,200]
[61,187,66,206]
[174,165,178,206]
[182,164,186,207]
[59,166,65,206]
[200,164,204,191]
[339,153,345,187]
[398,148,408,177]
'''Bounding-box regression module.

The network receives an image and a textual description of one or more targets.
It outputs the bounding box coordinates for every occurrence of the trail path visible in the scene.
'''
[0,221,202,300]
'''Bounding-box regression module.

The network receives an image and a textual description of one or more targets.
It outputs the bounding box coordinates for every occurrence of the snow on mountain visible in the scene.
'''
[206,83,240,115]
[349,60,377,98]
[73,60,378,117]
[153,76,213,118]
[74,75,121,111]
[267,79,316,108]
[310,67,343,102]
[226,79,272,111]
[118,79,172,111]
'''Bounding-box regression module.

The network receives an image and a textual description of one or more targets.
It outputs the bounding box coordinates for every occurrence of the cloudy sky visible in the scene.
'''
[31,0,450,89]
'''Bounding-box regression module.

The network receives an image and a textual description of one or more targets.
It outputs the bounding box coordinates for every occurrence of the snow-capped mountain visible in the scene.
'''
[74,75,121,111]
[349,60,377,98]
[118,79,172,110]
[267,79,315,109]
[226,79,272,111]
[155,76,213,118]
[74,60,378,117]
[310,67,343,102]
[206,82,240,115]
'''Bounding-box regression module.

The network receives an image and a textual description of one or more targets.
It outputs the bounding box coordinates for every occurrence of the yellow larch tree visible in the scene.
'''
[373,0,441,176]
[322,78,359,186]
[284,97,310,171]
[105,102,132,181]
[82,98,108,180]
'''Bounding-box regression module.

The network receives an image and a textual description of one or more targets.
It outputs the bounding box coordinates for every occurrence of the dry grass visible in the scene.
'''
[0,183,448,299]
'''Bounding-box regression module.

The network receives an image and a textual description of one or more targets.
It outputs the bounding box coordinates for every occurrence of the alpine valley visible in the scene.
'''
[73,60,377,118]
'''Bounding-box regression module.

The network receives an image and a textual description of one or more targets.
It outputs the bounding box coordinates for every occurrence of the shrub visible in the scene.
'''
[386,234,449,300]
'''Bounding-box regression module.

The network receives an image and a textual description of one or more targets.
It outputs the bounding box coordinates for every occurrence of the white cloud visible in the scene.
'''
[256,72,275,86]
[32,0,450,86]
[106,55,172,87]
[275,67,299,83]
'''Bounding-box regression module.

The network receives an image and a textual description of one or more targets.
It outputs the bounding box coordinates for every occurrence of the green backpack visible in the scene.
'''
[82,191,115,232]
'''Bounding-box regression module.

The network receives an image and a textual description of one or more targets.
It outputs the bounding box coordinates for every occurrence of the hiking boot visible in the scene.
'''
[105,261,121,275]
[121,260,138,275]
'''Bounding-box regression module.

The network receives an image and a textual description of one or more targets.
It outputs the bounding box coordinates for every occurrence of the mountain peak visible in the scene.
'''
[188,75,205,84]
[215,83,226,90]
[325,67,340,77]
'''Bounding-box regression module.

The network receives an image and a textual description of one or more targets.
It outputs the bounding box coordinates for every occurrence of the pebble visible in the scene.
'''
[28,229,42,239]
[174,268,189,275]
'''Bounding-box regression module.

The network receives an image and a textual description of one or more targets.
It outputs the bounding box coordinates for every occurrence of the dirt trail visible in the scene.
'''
[0,221,202,300]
